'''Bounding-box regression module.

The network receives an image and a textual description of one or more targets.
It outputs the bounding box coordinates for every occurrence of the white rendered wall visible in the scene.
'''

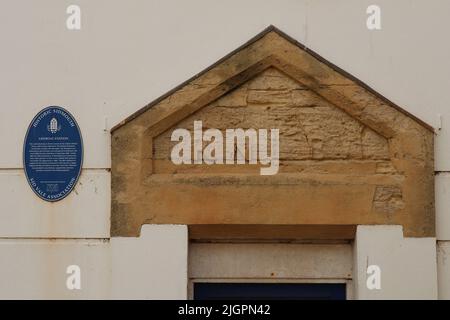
[0,238,110,299]
[437,241,450,299]
[0,225,188,299]
[436,173,450,299]
[353,226,437,300]
[110,225,188,300]
[0,0,449,299]
[0,169,110,238]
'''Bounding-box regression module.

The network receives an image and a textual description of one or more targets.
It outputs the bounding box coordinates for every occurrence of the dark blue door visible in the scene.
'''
[194,283,346,300]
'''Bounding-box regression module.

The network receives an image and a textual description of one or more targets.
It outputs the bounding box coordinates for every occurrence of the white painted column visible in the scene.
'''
[110,224,188,299]
[436,172,450,299]
[438,242,450,299]
[353,225,437,300]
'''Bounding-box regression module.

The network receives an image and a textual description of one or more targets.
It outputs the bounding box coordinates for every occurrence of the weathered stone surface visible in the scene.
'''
[154,68,389,165]
[361,127,390,160]
[291,89,326,107]
[373,185,405,214]
[247,68,305,90]
[247,89,292,104]
[111,27,434,238]
[215,85,248,107]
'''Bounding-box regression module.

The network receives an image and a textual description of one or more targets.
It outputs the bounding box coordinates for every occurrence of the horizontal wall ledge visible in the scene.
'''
[189,224,356,241]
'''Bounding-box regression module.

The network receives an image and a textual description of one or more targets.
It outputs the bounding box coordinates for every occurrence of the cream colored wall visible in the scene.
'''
[353,226,437,300]
[0,238,110,299]
[438,241,450,299]
[0,169,110,238]
[0,0,449,299]
[0,225,188,299]
[110,225,188,299]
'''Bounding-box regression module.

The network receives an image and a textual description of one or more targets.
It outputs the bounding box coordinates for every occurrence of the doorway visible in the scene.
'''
[189,242,353,300]
[194,282,346,300]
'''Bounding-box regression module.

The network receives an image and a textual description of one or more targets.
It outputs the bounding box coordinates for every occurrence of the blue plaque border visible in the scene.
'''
[23,106,84,202]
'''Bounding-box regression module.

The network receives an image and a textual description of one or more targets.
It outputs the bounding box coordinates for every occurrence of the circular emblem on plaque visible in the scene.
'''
[23,106,83,202]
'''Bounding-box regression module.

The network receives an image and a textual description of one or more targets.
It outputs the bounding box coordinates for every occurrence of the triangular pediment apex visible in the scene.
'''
[112,26,432,135]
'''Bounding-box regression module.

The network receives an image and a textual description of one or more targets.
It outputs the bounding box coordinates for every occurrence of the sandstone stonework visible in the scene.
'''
[111,26,434,238]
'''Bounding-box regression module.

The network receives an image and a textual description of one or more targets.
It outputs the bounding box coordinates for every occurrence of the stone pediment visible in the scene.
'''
[111,26,434,237]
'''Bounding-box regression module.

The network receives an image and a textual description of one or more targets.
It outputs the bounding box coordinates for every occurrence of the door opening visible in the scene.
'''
[193,282,346,300]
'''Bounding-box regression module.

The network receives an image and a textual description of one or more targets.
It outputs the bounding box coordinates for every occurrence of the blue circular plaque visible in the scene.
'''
[23,106,83,202]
